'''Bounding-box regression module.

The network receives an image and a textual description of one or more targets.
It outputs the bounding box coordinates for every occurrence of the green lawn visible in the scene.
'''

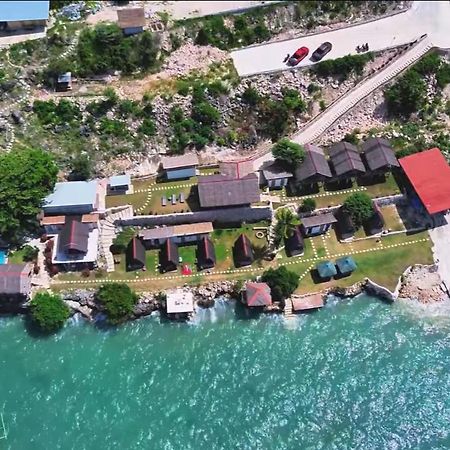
[8,248,27,264]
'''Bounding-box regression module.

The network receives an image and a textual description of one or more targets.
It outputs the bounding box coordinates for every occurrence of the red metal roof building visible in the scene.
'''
[399,148,450,215]
[245,282,272,307]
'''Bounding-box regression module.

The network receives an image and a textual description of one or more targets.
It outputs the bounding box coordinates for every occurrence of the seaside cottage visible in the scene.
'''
[335,208,356,241]
[126,238,146,271]
[301,213,337,237]
[196,236,216,270]
[108,174,132,195]
[362,137,399,174]
[285,226,304,256]
[0,263,32,300]
[233,234,254,267]
[335,256,357,277]
[0,1,49,33]
[244,282,272,307]
[161,154,199,180]
[165,290,194,319]
[260,161,293,189]
[117,8,145,35]
[316,261,337,281]
[295,144,332,187]
[329,141,366,180]
[159,239,178,272]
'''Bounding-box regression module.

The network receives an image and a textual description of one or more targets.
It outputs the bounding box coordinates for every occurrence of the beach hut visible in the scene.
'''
[335,208,356,241]
[316,261,337,281]
[126,237,146,271]
[233,234,254,267]
[335,256,357,277]
[244,282,272,307]
[197,236,216,270]
[160,239,178,272]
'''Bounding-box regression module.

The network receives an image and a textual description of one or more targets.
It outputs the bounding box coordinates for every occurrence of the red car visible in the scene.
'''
[287,47,309,66]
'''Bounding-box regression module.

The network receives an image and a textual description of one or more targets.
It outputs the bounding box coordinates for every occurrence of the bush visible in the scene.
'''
[111,228,135,254]
[258,99,290,141]
[315,53,373,79]
[191,102,221,125]
[282,88,306,112]
[261,266,299,302]
[68,154,93,181]
[272,139,305,168]
[21,245,39,262]
[138,118,157,136]
[299,198,316,213]
[96,283,138,324]
[342,192,374,227]
[30,292,70,333]
[242,86,261,106]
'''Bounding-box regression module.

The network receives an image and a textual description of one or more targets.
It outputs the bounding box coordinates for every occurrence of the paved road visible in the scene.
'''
[232,1,450,77]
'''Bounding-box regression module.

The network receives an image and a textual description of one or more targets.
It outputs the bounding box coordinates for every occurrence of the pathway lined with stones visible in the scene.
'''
[280,186,367,202]
[54,236,430,286]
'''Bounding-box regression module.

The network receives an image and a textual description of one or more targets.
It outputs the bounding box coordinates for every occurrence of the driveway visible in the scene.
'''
[428,213,450,287]
[231,1,450,77]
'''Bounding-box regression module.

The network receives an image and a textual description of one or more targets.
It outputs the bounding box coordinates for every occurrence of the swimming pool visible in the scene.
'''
[0,250,6,264]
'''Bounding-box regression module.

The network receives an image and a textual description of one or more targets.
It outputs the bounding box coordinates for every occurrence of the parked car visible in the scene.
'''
[311,42,332,62]
[287,47,309,66]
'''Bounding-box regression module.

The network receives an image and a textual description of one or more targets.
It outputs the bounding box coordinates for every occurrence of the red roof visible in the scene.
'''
[246,282,272,307]
[399,148,450,215]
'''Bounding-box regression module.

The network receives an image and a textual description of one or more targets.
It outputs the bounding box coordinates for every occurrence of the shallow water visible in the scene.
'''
[2,295,450,449]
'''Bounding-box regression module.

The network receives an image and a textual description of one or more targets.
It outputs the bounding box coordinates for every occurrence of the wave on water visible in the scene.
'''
[397,296,450,330]
[190,297,234,325]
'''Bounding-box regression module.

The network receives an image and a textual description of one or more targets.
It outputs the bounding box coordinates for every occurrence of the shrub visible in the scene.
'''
[111,228,135,254]
[342,192,374,227]
[299,198,316,213]
[138,118,157,136]
[272,139,305,168]
[191,102,221,125]
[315,53,373,79]
[258,99,290,141]
[96,283,138,324]
[282,88,306,112]
[30,292,70,333]
[261,266,299,302]
[242,86,261,106]
[68,154,93,181]
[21,245,39,262]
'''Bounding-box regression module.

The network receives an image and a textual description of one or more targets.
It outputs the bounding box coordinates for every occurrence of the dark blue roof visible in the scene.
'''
[336,256,357,274]
[316,261,337,278]
[0,1,49,22]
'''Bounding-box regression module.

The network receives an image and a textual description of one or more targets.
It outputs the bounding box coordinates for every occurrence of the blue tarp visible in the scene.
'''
[0,1,49,22]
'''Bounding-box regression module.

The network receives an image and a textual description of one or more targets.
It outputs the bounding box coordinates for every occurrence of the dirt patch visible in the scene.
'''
[398,265,447,303]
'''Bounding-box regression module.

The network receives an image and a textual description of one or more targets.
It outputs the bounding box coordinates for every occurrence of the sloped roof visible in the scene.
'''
[285,226,304,255]
[58,220,89,254]
[399,148,450,215]
[0,264,32,295]
[198,173,260,208]
[161,154,199,170]
[220,160,254,179]
[329,142,366,176]
[109,174,131,187]
[140,222,213,240]
[160,239,178,269]
[126,237,146,268]
[362,137,399,171]
[117,8,145,28]
[262,161,293,181]
[296,144,332,181]
[316,261,337,279]
[197,236,216,267]
[233,234,254,265]
[301,212,337,229]
[245,282,272,307]
[1,1,49,22]
[336,256,357,274]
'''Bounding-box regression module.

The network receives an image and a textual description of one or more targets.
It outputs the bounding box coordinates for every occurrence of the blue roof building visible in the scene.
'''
[316,261,337,281]
[43,181,98,215]
[0,1,49,22]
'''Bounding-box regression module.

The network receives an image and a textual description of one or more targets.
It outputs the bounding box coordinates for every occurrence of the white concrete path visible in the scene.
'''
[232,1,450,77]
[428,214,450,288]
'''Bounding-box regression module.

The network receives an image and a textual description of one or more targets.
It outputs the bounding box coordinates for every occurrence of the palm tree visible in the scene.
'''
[275,208,300,242]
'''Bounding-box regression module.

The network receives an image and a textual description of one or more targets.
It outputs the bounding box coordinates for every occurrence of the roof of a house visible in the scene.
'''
[40,215,66,226]
[81,213,100,223]
[0,264,31,295]
[234,234,254,263]
[285,226,304,253]
[57,72,72,83]
[44,181,97,209]
[336,208,356,234]
[245,282,272,307]
[329,141,366,176]
[109,174,131,187]
[58,220,89,254]
[365,205,384,233]
[161,154,199,170]
[399,148,450,215]
[117,7,146,28]
[0,1,49,22]
[198,173,260,208]
[316,261,337,279]
[362,137,399,171]
[262,161,293,181]
[296,144,332,181]
[140,222,213,241]
[220,160,254,179]
[160,239,179,268]
[197,236,216,266]
[301,212,337,229]
[166,290,194,314]
[336,256,357,274]
[292,293,324,311]
[126,237,146,268]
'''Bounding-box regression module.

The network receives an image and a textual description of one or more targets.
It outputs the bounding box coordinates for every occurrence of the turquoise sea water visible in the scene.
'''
[2,295,450,449]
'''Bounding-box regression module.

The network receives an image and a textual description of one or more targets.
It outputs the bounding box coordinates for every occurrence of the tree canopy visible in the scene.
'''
[30,292,70,333]
[272,139,305,168]
[342,192,374,227]
[275,208,300,243]
[96,283,138,324]
[261,266,299,302]
[0,148,58,241]
[299,198,316,213]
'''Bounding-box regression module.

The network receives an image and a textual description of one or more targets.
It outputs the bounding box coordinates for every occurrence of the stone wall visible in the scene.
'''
[117,205,272,227]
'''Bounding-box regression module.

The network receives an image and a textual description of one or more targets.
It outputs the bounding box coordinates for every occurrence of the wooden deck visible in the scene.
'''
[291,293,324,312]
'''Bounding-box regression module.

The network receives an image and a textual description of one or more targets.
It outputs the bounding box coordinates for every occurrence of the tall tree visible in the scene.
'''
[0,148,57,241]
[275,208,300,241]
[342,192,374,227]
[272,139,305,168]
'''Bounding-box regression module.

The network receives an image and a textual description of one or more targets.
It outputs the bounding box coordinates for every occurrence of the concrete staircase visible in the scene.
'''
[284,298,295,319]
[99,206,133,272]
[292,36,434,145]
